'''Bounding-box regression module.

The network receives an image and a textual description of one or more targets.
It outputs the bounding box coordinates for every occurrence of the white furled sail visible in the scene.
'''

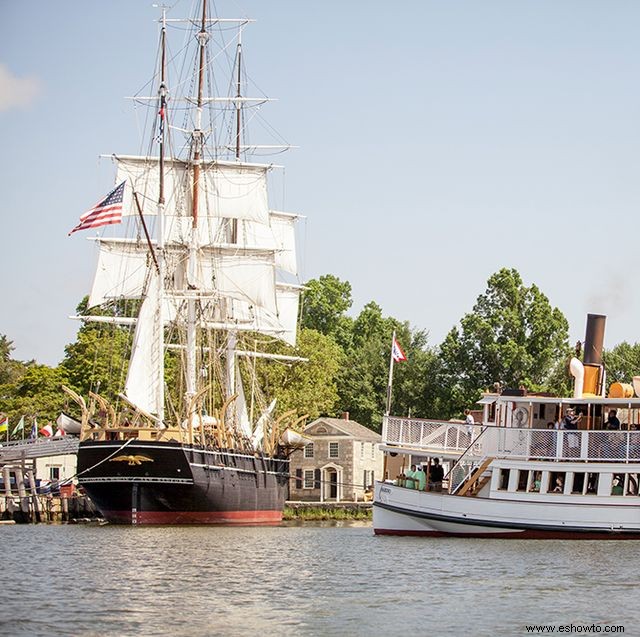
[229,283,301,346]
[240,211,299,275]
[115,155,270,225]
[90,239,279,317]
[251,399,277,450]
[125,272,162,414]
[89,241,151,307]
[235,370,253,438]
[163,214,225,246]
[193,250,278,314]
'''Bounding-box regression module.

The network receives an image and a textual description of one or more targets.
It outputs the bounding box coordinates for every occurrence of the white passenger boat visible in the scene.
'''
[373,314,640,539]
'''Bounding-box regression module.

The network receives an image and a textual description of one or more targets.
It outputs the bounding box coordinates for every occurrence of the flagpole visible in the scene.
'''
[385,331,396,416]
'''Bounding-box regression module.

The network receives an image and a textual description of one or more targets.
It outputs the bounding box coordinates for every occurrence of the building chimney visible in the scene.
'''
[341,411,349,421]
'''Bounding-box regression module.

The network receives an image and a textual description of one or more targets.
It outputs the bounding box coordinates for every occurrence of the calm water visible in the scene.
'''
[3,522,639,636]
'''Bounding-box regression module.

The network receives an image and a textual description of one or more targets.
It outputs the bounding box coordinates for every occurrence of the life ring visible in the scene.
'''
[513,406,529,427]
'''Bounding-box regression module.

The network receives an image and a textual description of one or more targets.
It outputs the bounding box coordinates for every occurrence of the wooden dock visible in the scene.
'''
[0,438,100,524]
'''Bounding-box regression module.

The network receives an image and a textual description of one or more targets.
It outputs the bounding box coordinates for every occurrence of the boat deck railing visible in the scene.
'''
[383,416,640,463]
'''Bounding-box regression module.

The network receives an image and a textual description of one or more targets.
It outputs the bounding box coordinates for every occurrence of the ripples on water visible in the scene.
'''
[3,522,640,636]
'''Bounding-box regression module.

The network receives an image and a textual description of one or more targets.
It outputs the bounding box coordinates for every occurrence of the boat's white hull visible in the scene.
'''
[373,481,640,539]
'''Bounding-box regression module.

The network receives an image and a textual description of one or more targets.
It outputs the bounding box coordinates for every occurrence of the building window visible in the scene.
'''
[360,442,364,459]
[371,443,375,459]
[329,442,339,458]
[304,443,314,459]
[50,467,60,481]
[303,470,315,489]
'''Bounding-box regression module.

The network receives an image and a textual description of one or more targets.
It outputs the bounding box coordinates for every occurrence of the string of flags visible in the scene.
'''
[0,414,67,440]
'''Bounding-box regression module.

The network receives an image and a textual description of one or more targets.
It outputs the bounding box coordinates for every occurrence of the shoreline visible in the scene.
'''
[284,501,372,521]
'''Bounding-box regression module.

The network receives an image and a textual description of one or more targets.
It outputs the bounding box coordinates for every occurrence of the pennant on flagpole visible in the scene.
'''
[11,415,25,437]
[392,336,407,363]
[39,423,54,438]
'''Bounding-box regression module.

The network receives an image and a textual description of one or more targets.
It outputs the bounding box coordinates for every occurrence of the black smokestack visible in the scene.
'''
[584,313,606,366]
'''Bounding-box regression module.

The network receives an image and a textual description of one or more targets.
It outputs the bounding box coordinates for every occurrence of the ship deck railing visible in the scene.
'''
[382,416,640,463]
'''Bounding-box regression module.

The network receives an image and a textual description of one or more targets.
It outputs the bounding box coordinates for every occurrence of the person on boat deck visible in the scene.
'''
[464,409,475,436]
[612,477,623,495]
[530,472,541,492]
[606,409,621,430]
[416,465,427,491]
[429,458,444,491]
[553,476,564,493]
[562,408,581,430]
[404,465,417,489]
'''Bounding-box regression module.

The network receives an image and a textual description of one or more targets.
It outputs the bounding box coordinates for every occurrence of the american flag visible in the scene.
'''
[68,181,125,235]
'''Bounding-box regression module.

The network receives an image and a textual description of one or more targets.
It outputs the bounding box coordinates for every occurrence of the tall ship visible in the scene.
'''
[66,2,306,524]
[374,314,640,538]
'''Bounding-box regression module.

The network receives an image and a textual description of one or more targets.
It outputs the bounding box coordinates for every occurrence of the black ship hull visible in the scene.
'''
[76,440,289,525]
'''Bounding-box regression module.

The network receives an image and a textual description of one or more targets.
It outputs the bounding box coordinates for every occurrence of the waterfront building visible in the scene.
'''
[289,415,383,502]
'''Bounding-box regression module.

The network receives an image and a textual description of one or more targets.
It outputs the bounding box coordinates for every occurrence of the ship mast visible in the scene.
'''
[185,0,209,407]
[155,6,168,426]
[235,31,243,163]
[225,29,245,417]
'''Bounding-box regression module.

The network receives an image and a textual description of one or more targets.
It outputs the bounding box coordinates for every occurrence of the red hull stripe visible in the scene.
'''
[105,510,283,525]
[374,528,640,540]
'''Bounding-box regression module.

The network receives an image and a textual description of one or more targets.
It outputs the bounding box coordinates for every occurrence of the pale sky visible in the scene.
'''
[2,0,640,366]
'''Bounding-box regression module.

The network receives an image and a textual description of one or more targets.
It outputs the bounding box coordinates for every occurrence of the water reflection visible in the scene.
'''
[3,525,640,636]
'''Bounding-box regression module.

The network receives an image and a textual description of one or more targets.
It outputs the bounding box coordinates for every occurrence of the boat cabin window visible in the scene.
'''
[586,473,599,494]
[550,471,566,494]
[627,474,639,496]
[611,474,624,495]
[498,468,510,490]
[528,471,541,492]
[572,472,585,494]
[516,470,529,492]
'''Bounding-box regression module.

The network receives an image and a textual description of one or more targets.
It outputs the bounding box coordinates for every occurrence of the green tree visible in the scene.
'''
[603,342,640,384]
[438,268,571,415]
[250,328,343,422]
[336,302,392,428]
[2,364,69,428]
[334,302,437,430]
[60,298,133,402]
[0,334,26,387]
[391,330,450,420]
[300,274,353,342]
